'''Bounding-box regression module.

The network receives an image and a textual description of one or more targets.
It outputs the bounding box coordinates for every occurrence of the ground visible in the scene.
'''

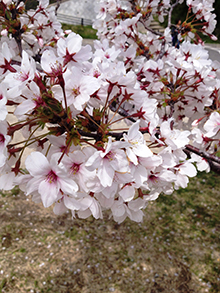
[0,171,220,293]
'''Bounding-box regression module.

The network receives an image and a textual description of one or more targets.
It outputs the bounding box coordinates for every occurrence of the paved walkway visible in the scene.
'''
[204,42,220,50]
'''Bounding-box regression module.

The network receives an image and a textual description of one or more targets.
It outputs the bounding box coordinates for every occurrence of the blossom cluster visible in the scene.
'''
[0,0,219,223]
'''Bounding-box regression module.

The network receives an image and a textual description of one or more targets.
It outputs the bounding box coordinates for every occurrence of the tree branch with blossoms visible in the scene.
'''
[0,0,219,223]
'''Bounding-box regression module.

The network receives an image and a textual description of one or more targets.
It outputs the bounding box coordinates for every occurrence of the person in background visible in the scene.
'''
[172,19,181,48]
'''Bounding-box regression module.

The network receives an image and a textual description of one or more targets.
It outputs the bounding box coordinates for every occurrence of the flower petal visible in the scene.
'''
[39,180,60,207]
[25,152,51,177]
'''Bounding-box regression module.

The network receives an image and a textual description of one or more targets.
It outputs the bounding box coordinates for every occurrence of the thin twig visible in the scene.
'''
[168,0,180,28]
[185,144,220,164]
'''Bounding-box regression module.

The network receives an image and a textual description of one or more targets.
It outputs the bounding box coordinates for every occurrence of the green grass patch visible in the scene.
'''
[61,24,97,39]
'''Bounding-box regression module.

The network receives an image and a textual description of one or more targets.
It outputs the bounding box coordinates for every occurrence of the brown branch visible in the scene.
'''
[55,0,61,16]
[207,161,220,174]
[139,19,163,37]
[185,144,220,164]
[156,39,166,61]
[77,129,127,141]
[185,144,220,174]
[168,0,181,28]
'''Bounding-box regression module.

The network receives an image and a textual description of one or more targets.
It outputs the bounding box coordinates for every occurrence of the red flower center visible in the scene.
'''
[0,134,5,144]
[46,170,58,184]
[71,163,80,174]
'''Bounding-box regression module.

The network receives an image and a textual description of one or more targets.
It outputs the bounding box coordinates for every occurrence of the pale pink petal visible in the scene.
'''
[89,198,102,219]
[0,172,15,190]
[85,151,102,170]
[128,198,145,211]
[26,177,42,195]
[128,209,144,222]
[179,163,197,177]
[59,177,78,194]
[175,174,189,189]
[112,202,126,217]
[126,147,138,165]
[127,120,141,140]
[119,185,135,202]
[0,153,6,168]
[78,209,92,219]
[98,160,114,187]
[53,200,68,215]
[39,180,60,207]
[74,45,92,61]
[133,144,152,158]
[64,195,82,210]
[25,152,51,176]
[14,100,35,116]
[67,33,82,54]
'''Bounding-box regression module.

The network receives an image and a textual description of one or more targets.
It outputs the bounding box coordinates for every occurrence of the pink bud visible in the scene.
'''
[38,37,44,48]
[192,119,199,127]
[211,35,218,41]
[1,29,8,36]
[64,30,72,35]
[192,116,205,127]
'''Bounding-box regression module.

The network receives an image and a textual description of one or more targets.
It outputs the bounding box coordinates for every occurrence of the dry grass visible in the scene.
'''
[0,171,220,293]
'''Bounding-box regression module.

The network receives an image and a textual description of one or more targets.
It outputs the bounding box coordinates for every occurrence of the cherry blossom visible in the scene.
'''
[25,152,78,207]
[0,121,11,168]
[204,112,220,137]
[123,120,153,165]
[4,51,36,98]
[85,137,129,188]
[52,66,100,111]
[0,0,219,223]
